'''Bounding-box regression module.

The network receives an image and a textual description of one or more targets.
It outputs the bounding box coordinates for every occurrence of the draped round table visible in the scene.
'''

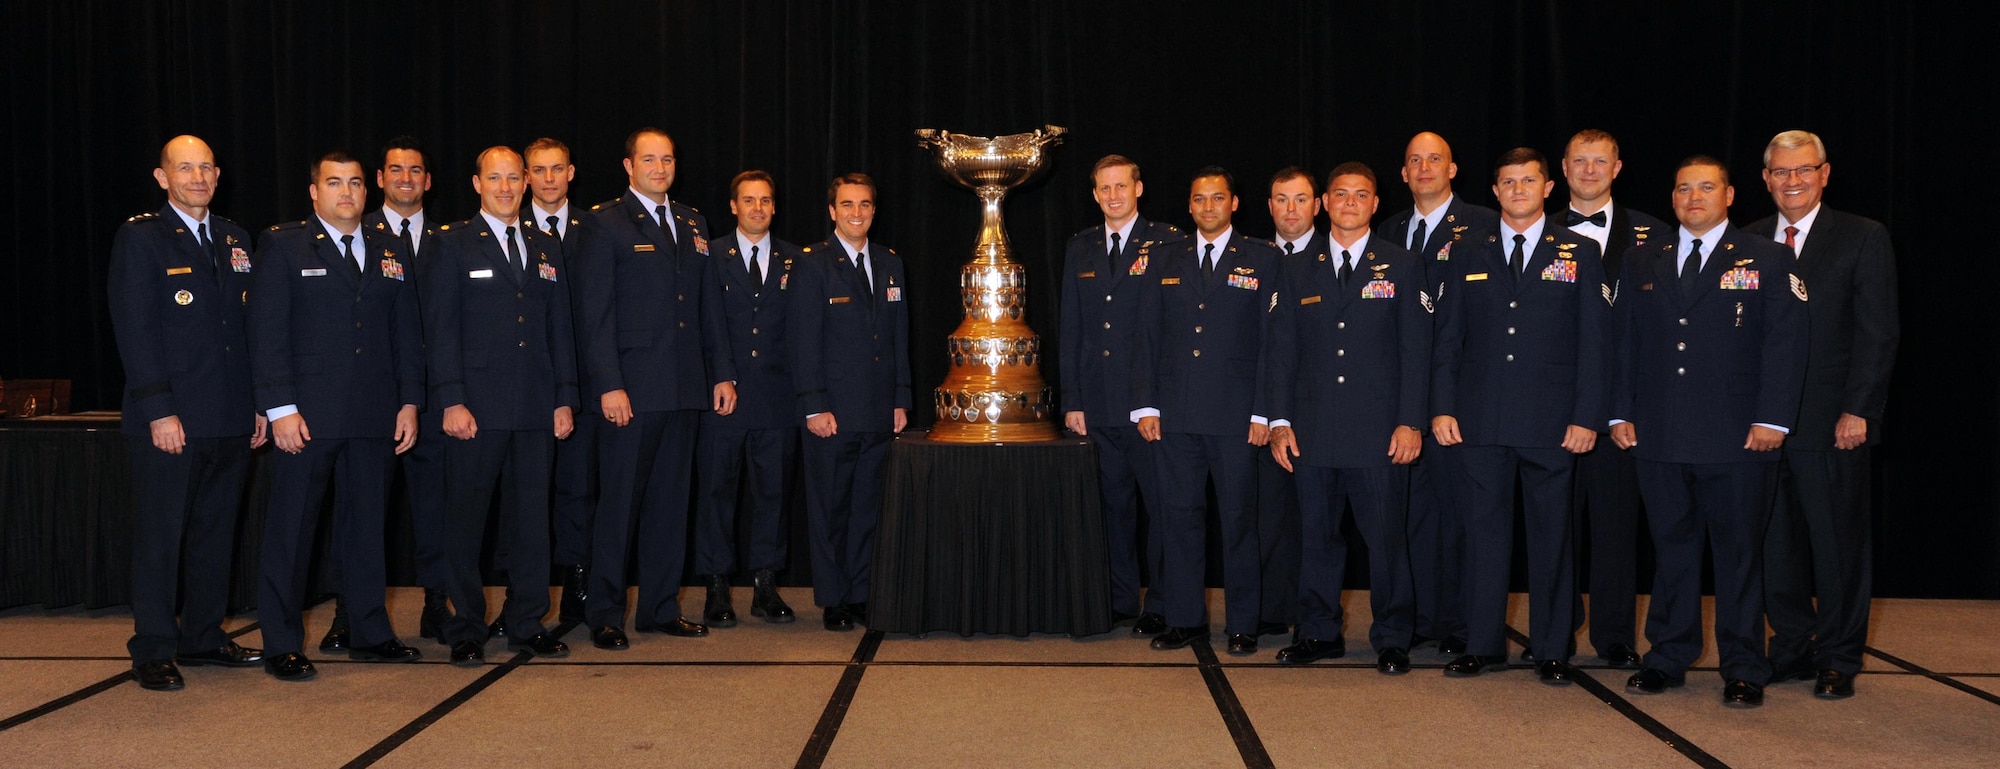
[869,429,1112,636]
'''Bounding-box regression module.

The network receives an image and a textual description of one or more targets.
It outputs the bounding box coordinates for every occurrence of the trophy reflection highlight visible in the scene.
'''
[915,125,1065,442]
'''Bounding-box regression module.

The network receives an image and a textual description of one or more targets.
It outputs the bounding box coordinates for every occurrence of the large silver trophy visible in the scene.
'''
[915,125,1066,442]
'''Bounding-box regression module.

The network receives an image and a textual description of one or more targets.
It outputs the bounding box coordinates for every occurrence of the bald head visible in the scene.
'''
[155,135,220,218]
[159,135,214,169]
[1400,131,1458,212]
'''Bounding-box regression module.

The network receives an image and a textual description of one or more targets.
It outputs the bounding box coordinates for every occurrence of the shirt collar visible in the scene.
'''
[1274,227,1316,255]
[166,204,210,234]
[1105,217,1138,247]
[1501,215,1548,250]
[1195,226,1233,251]
[531,200,570,227]
[381,207,423,235]
[479,210,522,241]
[1777,203,1822,238]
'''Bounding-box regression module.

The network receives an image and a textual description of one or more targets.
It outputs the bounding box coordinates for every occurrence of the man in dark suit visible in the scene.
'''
[1558,129,1666,670]
[1376,132,1499,657]
[1265,162,1426,673]
[693,170,801,627]
[1133,166,1281,655]
[1431,148,1608,683]
[1058,154,1185,635]
[1254,166,1325,640]
[526,136,593,623]
[1752,130,1899,700]
[788,173,912,631]
[1611,156,1808,708]
[422,147,578,666]
[570,128,729,649]
[109,135,266,691]
[249,151,427,681]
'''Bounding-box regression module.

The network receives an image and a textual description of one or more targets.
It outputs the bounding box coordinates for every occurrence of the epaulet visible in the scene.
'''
[126,211,160,223]
[589,198,620,212]
[266,220,307,233]
[682,203,701,214]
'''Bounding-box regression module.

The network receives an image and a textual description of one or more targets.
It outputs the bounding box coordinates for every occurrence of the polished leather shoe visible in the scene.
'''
[1444,654,1508,677]
[1226,634,1257,655]
[265,653,317,682]
[636,617,708,637]
[1150,626,1206,651]
[845,602,869,626]
[350,639,422,663]
[508,634,570,658]
[751,570,796,623]
[450,641,484,667]
[134,660,184,691]
[1255,621,1291,637]
[1814,669,1856,699]
[703,575,739,628]
[822,606,855,632]
[1131,613,1167,636]
[1377,648,1411,675]
[592,625,630,650]
[318,596,351,652]
[178,641,263,667]
[1598,642,1643,669]
[1536,659,1575,686]
[1770,658,1816,682]
[558,564,588,623]
[488,618,505,638]
[1438,636,1468,656]
[419,588,448,641]
[1723,679,1765,708]
[1275,638,1346,665]
[1625,668,1685,694]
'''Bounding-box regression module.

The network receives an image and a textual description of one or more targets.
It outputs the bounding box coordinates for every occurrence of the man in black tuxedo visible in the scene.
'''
[109,135,267,691]
[527,136,594,623]
[571,128,728,649]
[422,147,578,666]
[692,170,801,627]
[250,151,427,681]
[1431,148,1608,683]
[1059,155,1185,634]
[1752,130,1900,700]
[1611,156,1808,708]
[1254,167,1325,639]
[788,173,912,631]
[1558,129,1666,670]
[1265,162,1426,673]
[1133,167,1281,656]
[1376,132,1498,656]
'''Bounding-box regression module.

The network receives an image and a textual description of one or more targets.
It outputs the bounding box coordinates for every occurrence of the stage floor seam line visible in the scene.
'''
[1507,625,1731,769]
[1191,638,1276,769]
[1863,645,2000,708]
[793,629,883,769]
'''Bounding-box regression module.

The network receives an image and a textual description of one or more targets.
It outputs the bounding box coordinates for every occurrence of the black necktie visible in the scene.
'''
[1338,249,1353,286]
[506,225,523,274]
[656,204,677,250]
[1284,242,1296,259]
[1109,231,1122,258]
[398,218,414,257]
[1202,243,1216,280]
[750,244,763,286]
[854,250,872,302]
[1409,218,1428,253]
[546,215,560,237]
[198,222,216,268]
[1509,233,1527,278]
[341,234,358,276]
[1681,238,1704,292]
[1567,210,1607,228]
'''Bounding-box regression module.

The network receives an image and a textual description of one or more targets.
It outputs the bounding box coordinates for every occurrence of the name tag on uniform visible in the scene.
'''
[829,296,851,304]
[469,269,494,279]
[1640,283,1654,291]
[167,266,193,275]
[1300,295,1322,305]
[1077,271,1097,278]
[1465,272,1489,281]
[1160,277,1181,285]
[301,268,327,277]
[634,244,656,253]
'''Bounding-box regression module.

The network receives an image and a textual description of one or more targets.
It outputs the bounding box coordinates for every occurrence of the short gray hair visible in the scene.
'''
[1763,130,1827,168]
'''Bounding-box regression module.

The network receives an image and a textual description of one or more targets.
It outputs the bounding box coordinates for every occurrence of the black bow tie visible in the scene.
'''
[1567,210,1607,228]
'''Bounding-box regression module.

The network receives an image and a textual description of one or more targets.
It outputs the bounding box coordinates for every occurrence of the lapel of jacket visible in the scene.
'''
[1653,242,1685,309]
[624,193,674,253]
[1515,233,1563,296]
[312,225,362,289]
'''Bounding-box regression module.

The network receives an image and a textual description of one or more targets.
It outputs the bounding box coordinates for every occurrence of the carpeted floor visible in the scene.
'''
[2,589,1997,768]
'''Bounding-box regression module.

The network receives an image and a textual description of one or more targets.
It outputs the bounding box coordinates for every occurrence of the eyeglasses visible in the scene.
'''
[1766,163,1825,182]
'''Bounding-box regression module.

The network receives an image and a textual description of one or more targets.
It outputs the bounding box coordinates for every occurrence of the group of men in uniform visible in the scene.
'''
[110,129,909,690]
[1060,128,1897,709]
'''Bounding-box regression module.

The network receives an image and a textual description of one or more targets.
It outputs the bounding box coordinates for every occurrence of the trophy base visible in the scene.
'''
[930,385,1059,443]
[926,418,1059,443]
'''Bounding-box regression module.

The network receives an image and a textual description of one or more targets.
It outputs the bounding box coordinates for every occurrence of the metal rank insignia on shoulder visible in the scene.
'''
[127,211,159,223]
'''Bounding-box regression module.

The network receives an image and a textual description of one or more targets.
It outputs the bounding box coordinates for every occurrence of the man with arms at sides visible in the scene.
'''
[526,136,594,623]
[1752,130,1899,699]
[1254,166,1327,640]
[570,128,730,649]
[1431,148,1608,683]
[421,147,577,666]
[1265,162,1426,673]
[1132,167,1281,655]
[693,170,801,627]
[788,173,912,631]
[1611,156,1807,708]
[1377,131,1498,657]
[249,151,426,681]
[1057,154,1185,635]
[109,135,266,691]
[1558,129,1666,670]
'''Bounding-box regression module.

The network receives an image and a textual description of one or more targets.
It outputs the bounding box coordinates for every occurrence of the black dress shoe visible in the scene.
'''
[1255,621,1291,637]
[488,618,505,638]
[822,607,855,632]
[1377,648,1411,675]
[318,596,351,652]
[350,639,422,663]
[450,641,485,667]
[419,588,448,641]
[1226,634,1257,655]
[1438,635,1468,656]
[178,641,263,668]
[558,564,588,623]
[1131,613,1167,636]
[1770,658,1816,682]
[1625,668,1685,694]
[134,660,184,691]
[1598,642,1642,669]
[1723,679,1765,708]
[1275,638,1347,665]
[1814,669,1855,699]
[636,617,709,637]
[1150,626,1206,651]
[508,634,570,658]
[750,569,795,623]
[845,602,869,626]
[1444,654,1508,677]
[265,653,317,682]
[1536,659,1574,686]
[1410,632,1437,649]
[592,626,630,650]
[703,575,739,628]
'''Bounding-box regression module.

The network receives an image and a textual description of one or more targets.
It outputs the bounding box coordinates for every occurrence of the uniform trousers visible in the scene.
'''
[126,436,250,662]
[1294,463,1413,651]
[442,429,554,645]
[258,437,397,655]
[587,410,699,628]
[1458,445,1576,661]
[1157,433,1259,634]
[1092,424,1168,618]
[801,429,892,608]
[693,424,795,576]
[1765,446,1874,676]
[1635,459,1775,684]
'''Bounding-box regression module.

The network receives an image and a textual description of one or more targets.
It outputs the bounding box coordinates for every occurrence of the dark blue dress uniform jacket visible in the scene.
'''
[1057,217,1185,426]
[420,217,580,427]
[1132,231,1281,435]
[786,240,912,430]
[570,192,728,411]
[702,233,801,430]
[109,207,257,438]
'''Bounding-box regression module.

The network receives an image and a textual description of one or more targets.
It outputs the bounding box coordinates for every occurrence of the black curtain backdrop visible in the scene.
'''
[5,1,1996,597]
